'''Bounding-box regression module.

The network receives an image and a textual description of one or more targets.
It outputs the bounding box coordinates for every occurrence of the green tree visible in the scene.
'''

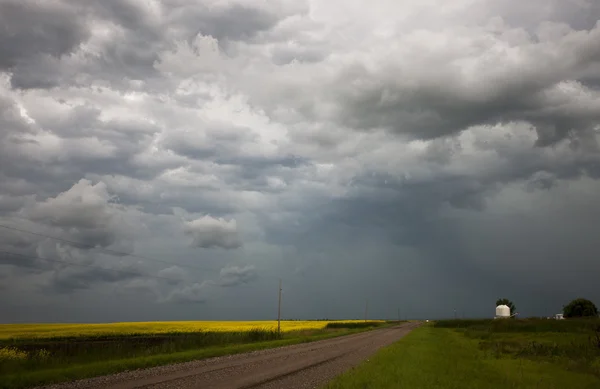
[496,298,516,317]
[563,298,599,318]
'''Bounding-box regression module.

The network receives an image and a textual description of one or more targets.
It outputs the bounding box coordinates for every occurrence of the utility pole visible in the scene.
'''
[364,300,369,322]
[277,279,282,334]
[397,308,400,322]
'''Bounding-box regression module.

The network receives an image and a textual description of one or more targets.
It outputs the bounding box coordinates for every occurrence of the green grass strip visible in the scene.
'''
[325,326,600,389]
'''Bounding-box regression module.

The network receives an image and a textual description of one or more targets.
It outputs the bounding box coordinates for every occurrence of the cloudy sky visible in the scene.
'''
[1,0,599,323]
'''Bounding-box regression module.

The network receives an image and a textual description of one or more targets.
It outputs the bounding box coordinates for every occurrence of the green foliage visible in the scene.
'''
[435,318,600,333]
[433,317,600,380]
[564,298,599,318]
[326,327,600,389]
[496,298,516,317]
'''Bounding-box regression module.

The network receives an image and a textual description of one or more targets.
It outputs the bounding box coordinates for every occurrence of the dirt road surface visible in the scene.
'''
[39,322,420,389]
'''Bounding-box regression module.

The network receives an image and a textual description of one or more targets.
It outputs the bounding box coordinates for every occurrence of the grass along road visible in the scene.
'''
[325,321,600,389]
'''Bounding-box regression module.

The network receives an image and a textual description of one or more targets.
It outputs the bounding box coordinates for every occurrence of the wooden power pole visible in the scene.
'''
[277,279,282,334]
[364,300,369,322]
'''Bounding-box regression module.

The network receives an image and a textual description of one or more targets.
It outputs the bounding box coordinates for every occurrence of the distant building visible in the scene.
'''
[554,313,564,320]
[495,305,510,319]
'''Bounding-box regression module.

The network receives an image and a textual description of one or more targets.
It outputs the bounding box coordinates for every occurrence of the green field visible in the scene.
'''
[326,319,600,389]
[0,320,387,389]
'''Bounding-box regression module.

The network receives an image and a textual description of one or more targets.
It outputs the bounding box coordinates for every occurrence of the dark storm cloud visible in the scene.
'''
[0,98,168,207]
[157,264,258,304]
[83,0,159,35]
[0,234,140,290]
[264,14,600,148]
[0,96,37,176]
[333,60,600,146]
[480,0,600,31]
[162,124,310,193]
[262,125,600,253]
[1,0,285,90]
[216,155,308,171]
[217,265,257,287]
[46,263,143,294]
[0,195,28,214]
[435,190,600,303]
[160,281,209,304]
[83,1,284,87]
[166,2,279,43]
[0,246,44,269]
[162,123,259,161]
[0,181,138,271]
[0,0,159,89]
[157,266,186,285]
[260,176,600,318]
[0,0,89,89]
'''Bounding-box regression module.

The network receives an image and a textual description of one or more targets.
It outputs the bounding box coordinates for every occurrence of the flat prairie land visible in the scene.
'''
[0,320,387,389]
[326,319,600,389]
[0,320,376,340]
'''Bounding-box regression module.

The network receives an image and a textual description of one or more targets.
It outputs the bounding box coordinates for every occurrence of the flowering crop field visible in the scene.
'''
[0,320,373,340]
[0,320,386,389]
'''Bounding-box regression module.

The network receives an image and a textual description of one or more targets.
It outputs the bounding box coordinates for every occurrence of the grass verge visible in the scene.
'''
[325,325,600,389]
[0,326,378,389]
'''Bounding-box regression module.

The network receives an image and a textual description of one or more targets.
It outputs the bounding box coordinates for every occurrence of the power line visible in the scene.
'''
[0,249,188,284]
[0,223,220,273]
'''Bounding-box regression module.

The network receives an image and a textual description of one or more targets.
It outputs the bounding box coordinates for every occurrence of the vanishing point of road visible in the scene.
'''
[40,322,420,389]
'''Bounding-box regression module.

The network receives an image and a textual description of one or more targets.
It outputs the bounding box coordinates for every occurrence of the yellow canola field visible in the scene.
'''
[0,320,373,340]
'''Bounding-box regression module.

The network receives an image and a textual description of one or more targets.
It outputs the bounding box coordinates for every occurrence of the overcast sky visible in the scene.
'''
[1,0,599,323]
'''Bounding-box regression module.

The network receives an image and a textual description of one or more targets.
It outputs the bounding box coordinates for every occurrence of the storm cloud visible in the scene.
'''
[218,265,257,287]
[0,0,599,322]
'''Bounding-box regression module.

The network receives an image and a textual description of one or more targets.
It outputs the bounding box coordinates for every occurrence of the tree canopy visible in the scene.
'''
[496,298,516,317]
[563,298,599,318]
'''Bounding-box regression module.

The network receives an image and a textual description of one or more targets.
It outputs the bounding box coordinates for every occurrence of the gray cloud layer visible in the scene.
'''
[1,0,599,322]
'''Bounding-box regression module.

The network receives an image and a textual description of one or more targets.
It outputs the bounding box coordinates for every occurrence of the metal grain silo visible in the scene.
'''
[495,304,510,319]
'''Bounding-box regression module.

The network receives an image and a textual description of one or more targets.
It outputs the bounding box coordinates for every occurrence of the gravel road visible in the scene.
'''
[38,322,420,389]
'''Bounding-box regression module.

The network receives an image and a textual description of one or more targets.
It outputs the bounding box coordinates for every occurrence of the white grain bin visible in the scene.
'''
[495,305,510,319]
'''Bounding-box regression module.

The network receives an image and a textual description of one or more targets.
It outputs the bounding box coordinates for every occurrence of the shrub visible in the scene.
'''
[563,298,599,318]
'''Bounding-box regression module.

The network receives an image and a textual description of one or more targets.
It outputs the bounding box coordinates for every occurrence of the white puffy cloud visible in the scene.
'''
[28,180,116,229]
[183,216,242,249]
